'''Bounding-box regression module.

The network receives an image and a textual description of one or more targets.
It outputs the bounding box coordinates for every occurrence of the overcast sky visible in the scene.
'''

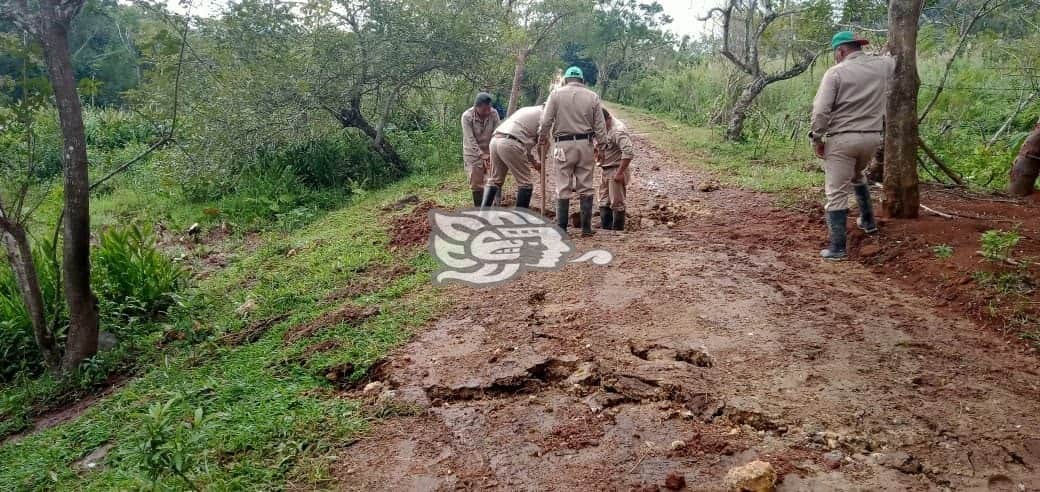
[163,0,722,38]
[658,0,721,39]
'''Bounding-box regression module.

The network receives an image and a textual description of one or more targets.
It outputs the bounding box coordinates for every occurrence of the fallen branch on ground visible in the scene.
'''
[921,204,1023,223]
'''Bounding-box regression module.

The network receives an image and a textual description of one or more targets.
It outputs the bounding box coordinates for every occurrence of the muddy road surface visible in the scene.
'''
[330,120,1040,491]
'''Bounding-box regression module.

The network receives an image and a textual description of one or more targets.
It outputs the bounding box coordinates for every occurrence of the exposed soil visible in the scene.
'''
[329,119,1040,491]
[283,303,381,344]
[2,374,129,446]
[850,186,1040,335]
[390,201,438,249]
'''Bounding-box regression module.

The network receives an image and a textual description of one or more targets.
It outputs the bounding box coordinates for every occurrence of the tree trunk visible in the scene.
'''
[594,62,610,98]
[506,48,528,116]
[1008,119,1040,196]
[338,101,407,176]
[727,77,766,141]
[1,224,61,372]
[882,0,924,218]
[37,5,100,372]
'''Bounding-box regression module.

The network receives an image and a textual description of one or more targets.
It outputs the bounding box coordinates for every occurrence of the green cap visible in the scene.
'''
[564,66,584,80]
[831,31,869,50]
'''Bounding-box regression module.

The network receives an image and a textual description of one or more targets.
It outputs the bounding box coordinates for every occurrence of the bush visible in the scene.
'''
[0,244,64,382]
[0,226,182,382]
[84,109,157,150]
[94,225,185,323]
[254,134,392,190]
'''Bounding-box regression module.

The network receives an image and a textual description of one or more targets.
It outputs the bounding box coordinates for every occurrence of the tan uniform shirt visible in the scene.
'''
[598,119,634,168]
[495,105,542,155]
[537,82,607,142]
[811,51,895,142]
[461,107,500,158]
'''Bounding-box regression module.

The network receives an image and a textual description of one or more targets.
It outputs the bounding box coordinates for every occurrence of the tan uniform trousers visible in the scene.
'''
[823,132,883,211]
[598,165,630,212]
[464,155,488,191]
[488,136,534,188]
[552,139,595,200]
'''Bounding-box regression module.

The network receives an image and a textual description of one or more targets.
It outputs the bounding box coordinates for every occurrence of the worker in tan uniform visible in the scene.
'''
[537,66,607,237]
[810,31,895,260]
[597,109,634,230]
[461,92,501,207]
[482,105,543,209]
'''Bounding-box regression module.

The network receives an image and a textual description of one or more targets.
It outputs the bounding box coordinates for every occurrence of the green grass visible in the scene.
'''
[607,103,823,199]
[0,163,466,490]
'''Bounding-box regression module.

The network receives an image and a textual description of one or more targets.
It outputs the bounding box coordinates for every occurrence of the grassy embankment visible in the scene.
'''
[0,157,465,490]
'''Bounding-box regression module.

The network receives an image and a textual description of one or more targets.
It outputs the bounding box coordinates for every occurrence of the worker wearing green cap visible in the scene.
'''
[537,66,607,237]
[810,31,894,260]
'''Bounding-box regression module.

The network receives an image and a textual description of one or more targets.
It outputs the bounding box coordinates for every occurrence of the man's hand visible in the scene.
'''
[529,157,542,172]
[813,141,825,159]
[613,171,626,185]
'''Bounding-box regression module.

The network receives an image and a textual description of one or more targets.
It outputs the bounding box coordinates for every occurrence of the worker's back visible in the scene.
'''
[542,82,603,138]
[819,51,895,134]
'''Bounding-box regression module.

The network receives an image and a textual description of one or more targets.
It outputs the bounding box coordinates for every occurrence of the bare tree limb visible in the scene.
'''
[988,91,1038,148]
[918,136,966,185]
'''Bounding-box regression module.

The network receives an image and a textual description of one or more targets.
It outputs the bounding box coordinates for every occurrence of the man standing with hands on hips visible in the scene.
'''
[537,66,607,237]
[810,31,894,260]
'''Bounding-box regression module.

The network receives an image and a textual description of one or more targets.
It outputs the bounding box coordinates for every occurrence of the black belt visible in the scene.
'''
[554,133,592,142]
[826,130,883,137]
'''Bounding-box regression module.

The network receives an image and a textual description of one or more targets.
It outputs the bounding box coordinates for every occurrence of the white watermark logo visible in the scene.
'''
[428,207,613,287]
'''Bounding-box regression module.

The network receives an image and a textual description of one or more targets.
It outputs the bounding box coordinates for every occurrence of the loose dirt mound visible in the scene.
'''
[389,201,437,248]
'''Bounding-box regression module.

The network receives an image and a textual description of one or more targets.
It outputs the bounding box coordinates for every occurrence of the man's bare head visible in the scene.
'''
[474,92,493,118]
[834,42,863,63]
[602,108,613,130]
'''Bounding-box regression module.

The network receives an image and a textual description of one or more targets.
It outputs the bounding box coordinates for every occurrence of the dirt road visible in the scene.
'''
[332,119,1040,491]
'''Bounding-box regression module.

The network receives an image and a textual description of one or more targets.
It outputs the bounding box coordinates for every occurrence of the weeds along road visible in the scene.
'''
[331,109,1040,491]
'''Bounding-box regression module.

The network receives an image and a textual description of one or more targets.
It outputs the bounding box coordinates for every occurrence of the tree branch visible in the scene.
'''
[918,0,1006,123]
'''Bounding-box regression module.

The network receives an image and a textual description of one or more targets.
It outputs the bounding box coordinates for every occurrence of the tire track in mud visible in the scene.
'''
[328,122,1040,491]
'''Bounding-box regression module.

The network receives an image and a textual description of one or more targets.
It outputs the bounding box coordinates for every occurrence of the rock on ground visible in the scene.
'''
[723,460,777,492]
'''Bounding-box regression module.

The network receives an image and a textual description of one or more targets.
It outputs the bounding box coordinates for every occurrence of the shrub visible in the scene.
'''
[254,135,392,190]
[933,244,954,259]
[84,109,157,150]
[93,225,185,323]
[979,229,1021,262]
[0,244,65,382]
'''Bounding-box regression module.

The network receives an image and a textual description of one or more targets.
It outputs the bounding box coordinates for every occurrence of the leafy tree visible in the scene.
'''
[585,0,673,100]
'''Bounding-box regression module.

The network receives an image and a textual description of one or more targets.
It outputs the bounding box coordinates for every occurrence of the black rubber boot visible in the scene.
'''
[853,183,878,234]
[613,210,626,231]
[820,209,848,261]
[481,185,500,207]
[580,196,595,237]
[556,199,570,231]
[471,189,483,207]
[515,186,533,209]
[600,206,613,229]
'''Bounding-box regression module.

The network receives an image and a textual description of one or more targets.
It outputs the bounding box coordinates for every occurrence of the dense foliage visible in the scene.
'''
[611,0,1040,189]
